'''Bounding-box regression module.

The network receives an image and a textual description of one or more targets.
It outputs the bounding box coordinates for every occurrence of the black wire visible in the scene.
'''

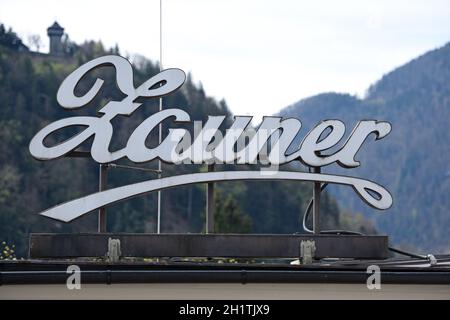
[301,182,328,233]
[107,163,161,173]
[320,230,363,235]
[387,246,428,260]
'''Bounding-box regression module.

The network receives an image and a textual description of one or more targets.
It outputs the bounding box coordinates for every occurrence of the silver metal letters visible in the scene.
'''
[29,55,393,222]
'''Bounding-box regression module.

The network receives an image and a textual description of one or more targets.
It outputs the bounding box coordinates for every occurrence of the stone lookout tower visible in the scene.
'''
[47,21,64,56]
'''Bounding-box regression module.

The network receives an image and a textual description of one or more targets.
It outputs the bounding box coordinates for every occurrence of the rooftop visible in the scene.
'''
[47,21,64,31]
[1,255,450,285]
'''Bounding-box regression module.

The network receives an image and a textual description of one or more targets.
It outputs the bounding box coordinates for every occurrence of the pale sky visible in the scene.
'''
[2,0,450,122]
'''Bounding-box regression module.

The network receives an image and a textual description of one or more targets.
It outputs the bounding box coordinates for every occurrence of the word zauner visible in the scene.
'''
[29,55,393,222]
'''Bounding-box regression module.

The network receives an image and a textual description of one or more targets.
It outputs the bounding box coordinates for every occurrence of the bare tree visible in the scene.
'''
[28,34,42,52]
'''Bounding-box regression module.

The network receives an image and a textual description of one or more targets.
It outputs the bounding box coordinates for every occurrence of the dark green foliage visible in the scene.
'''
[214,190,252,233]
[0,24,28,52]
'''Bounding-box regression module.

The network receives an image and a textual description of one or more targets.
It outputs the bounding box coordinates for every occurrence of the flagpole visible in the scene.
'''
[157,0,163,234]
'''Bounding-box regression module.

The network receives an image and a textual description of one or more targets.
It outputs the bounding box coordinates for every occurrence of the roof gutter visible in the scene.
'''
[2,268,450,285]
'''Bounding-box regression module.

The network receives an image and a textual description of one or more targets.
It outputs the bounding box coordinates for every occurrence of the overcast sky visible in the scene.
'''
[2,0,450,122]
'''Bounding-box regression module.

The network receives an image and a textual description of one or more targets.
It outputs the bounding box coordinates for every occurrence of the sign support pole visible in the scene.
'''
[98,164,108,232]
[313,167,321,234]
[206,164,215,233]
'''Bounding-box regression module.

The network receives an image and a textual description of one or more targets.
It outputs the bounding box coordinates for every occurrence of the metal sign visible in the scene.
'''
[29,55,393,222]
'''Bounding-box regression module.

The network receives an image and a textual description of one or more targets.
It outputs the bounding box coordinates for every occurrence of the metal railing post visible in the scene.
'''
[206,164,215,233]
[313,166,321,234]
[98,164,108,233]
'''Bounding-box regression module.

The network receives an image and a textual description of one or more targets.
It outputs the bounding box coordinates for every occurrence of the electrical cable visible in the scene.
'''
[301,182,328,233]
[107,163,161,173]
[387,246,428,260]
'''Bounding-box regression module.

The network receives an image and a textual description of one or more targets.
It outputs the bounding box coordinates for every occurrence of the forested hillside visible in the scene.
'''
[279,43,450,252]
[0,25,373,257]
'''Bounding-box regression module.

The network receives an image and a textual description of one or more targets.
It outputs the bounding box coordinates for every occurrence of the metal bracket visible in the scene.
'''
[427,254,437,266]
[106,238,121,262]
[300,240,316,264]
